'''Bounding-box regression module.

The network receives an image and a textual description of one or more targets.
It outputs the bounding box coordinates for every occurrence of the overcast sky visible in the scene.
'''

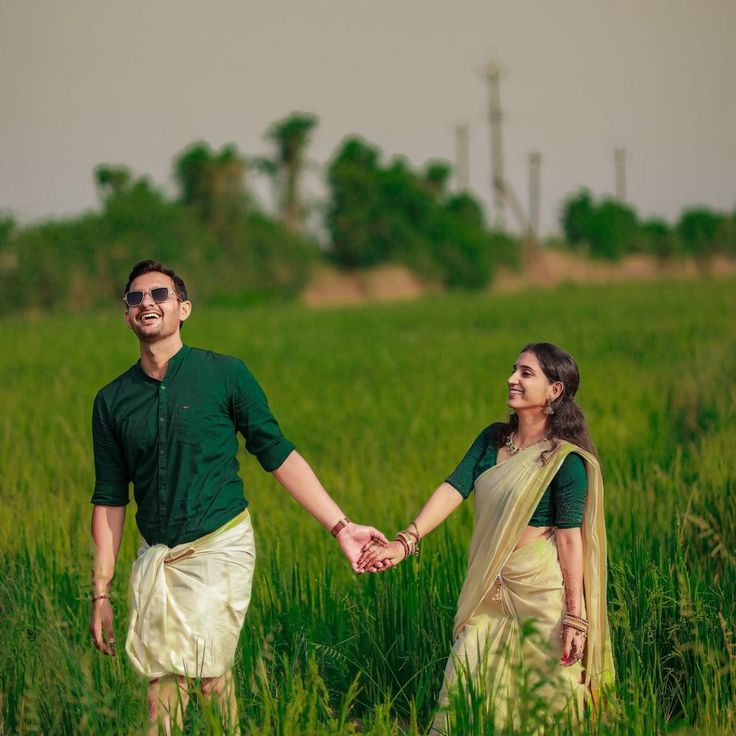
[2,0,735,234]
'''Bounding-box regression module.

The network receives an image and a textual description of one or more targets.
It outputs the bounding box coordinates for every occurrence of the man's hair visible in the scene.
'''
[123,260,189,301]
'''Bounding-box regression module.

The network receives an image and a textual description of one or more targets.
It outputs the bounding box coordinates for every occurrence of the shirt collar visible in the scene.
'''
[134,344,191,383]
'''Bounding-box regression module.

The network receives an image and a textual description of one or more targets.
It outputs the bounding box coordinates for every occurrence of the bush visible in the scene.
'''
[561,190,639,260]
[327,137,504,289]
[676,207,736,258]
[0,169,316,314]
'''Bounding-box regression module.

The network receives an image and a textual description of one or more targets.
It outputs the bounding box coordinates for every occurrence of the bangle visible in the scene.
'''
[91,593,109,602]
[330,516,351,538]
[563,613,588,626]
[395,531,419,558]
[395,535,410,560]
[562,613,588,634]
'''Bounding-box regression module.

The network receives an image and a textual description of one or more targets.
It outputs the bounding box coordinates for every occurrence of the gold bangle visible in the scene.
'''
[405,522,420,542]
[330,516,351,537]
[395,535,410,560]
[396,531,418,557]
[562,618,588,634]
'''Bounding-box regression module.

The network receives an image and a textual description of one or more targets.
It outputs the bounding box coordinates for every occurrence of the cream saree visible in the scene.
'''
[126,509,256,679]
[433,441,615,733]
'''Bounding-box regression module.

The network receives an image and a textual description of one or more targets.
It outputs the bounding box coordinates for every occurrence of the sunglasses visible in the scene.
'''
[123,287,181,308]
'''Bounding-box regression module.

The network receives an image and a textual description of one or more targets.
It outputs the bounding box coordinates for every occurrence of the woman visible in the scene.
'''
[358,343,615,733]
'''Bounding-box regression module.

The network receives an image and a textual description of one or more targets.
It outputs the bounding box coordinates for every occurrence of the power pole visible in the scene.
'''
[487,62,505,229]
[528,150,541,237]
[614,148,626,201]
[455,124,470,192]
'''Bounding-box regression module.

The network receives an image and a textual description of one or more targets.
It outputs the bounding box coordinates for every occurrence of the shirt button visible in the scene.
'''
[160,385,166,391]
[159,417,165,422]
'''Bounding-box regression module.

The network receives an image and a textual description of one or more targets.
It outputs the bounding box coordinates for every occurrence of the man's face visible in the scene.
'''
[124,271,191,343]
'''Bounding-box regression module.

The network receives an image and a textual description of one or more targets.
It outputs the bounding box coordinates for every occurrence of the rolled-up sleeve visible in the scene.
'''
[231,361,295,471]
[91,393,130,505]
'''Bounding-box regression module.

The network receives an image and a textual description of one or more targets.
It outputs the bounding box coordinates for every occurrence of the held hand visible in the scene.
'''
[357,540,406,573]
[90,598,116,656]
[560,624,585,666]
[335,523,390,574]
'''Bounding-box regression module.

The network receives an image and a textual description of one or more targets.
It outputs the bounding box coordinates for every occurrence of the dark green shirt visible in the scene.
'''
[446,423,587,529]
[91,345,295,547]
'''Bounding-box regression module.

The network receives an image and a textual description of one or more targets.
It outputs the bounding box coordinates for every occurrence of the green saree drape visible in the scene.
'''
[433,441,615,732]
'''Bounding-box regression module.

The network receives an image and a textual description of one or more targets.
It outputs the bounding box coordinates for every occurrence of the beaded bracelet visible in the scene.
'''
[91,593,109,602]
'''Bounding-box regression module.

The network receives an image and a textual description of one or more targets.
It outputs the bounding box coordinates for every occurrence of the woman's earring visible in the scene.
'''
[543,397,555,415]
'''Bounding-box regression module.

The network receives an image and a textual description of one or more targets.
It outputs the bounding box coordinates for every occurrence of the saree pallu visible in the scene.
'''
[433,442,615,733]
[126,509,255,679]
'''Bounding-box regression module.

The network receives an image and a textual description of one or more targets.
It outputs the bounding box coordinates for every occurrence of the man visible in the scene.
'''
[90,259,386,735]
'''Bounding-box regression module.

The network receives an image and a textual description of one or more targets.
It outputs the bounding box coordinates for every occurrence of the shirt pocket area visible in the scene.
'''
[173,399,221,447]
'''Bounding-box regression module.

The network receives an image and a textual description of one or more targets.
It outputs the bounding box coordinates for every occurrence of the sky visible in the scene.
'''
[1,0,735,234]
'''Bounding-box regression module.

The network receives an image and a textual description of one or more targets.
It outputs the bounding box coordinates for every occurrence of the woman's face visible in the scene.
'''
[507,351,560,413]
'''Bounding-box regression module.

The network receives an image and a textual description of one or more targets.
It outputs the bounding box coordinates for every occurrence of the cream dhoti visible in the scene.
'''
[433,442,615,733]
[126,509,256,679]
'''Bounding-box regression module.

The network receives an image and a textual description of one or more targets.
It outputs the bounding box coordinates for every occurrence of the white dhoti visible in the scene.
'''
[126,509,256,679]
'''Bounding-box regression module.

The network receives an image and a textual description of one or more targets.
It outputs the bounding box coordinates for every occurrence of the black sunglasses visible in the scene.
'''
[123,287,181,308]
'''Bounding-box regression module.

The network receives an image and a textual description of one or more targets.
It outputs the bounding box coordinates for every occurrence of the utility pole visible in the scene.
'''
[614,148,626,201]
[455,124,470,192]
[487,62,505,229]
[528,150,541,237]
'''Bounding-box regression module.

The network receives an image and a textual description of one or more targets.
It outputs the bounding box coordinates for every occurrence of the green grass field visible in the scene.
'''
[1,278,735,735]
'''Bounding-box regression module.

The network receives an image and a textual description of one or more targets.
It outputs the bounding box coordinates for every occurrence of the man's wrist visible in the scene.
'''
[330,516,352,538]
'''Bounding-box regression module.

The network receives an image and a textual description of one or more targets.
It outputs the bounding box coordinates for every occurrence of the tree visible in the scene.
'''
[94,165,133,201]
[265,113,318,233]
[327,136,498,288]
[561,190,594,247]
[174,142,247,233]
[423,161,452,198]
[560,190,639,260]
[677,207,725,257]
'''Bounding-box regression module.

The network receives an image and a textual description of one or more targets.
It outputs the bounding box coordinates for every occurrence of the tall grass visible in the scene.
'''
[1,278,734,734]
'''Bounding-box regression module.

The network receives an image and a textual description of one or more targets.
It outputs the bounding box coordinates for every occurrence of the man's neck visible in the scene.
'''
[139,336,184,381]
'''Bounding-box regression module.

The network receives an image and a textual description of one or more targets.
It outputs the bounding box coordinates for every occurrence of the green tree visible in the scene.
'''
[174,142,247,233]
[94,165,133,201]
[265,113,318,233]
[561,189,595,247]
[327,137,498,288]
[327,137,387,267]
[677,207,726,257]
[638,218,681,260]
[561,190,639,260]
[423,161,452,198]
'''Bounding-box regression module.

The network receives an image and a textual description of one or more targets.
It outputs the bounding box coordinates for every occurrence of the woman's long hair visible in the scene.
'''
[491,342,596,462]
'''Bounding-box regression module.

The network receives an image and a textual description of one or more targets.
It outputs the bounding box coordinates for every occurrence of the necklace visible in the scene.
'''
[505,432,547,455]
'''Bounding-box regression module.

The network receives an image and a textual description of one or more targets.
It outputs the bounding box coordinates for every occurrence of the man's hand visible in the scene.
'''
[90,597,116,656]
[335,523,390,573]
[357,539,406,573]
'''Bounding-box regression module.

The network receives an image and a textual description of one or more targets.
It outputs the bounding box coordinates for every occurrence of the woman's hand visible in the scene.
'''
[560,624,585,666]
[357,539,406,573]
[90,597,116,656]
